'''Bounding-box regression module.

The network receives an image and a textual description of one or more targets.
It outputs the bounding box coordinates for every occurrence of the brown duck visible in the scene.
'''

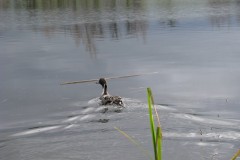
[96,78,124,107]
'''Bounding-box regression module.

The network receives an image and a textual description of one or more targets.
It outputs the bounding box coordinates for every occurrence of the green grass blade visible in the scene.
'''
[147,88,157,160]
[114,127,154,160]
[231,149,240,160]
[156,127,162,160]
[152,95,161,129]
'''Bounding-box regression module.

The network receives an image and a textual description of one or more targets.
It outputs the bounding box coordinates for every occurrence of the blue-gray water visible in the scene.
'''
[0,0,240,159]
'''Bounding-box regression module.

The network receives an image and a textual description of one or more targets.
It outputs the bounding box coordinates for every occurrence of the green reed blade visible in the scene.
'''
[156,127,162,160]
[147,88,157,160]
[114,127,153,160]
[231,149,240,160]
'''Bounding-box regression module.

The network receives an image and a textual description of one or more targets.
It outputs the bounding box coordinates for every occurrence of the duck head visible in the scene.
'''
[97,78,108,95]
[97,78,107,88]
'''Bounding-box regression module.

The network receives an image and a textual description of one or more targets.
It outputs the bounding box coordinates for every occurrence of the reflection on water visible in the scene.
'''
[208,0,231,27]
[0,0,149,55]
[2,0,240,55]
[30,20,147,56]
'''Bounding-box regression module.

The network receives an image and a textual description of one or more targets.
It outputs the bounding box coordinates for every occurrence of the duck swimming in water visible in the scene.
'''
[97,78,124,107]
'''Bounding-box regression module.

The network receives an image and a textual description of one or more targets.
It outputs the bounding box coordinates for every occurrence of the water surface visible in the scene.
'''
[1,0,240,160]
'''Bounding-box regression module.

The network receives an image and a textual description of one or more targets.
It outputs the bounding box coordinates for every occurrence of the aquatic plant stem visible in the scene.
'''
[115,88,162,160]
[147,88,162,160]
[114,127,153,160]
[147,88,158,160]
[156,127,162,160]
[231,149,240,160]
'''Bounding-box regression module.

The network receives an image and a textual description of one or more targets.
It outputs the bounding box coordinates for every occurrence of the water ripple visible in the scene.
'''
[164,131,240,141]
[173,113,238,126]
[11,125,62,137]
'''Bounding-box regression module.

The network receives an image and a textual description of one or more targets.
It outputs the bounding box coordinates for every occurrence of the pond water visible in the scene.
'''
[0,0,240,159]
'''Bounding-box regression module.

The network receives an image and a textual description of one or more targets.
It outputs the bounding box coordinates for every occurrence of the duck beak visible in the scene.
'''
[96,82,99,84]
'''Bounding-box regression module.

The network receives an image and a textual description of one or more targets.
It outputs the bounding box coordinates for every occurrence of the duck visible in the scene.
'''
[96,78,124,107]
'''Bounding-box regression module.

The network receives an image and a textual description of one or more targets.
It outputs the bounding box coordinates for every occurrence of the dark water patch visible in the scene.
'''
[97,119,109,123]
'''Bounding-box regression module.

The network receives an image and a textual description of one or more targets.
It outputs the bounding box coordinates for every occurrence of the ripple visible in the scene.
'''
[88,97,101,105]
[63,116,80,122]
[205,131,240,140]
[64,124,78,129]
[81,107,95,114]
[173,113,238,126]
[95,106,109,113]
[80,114,96,121]
[11,125,61,137]
[155,104,177,111]
[195,142,218,147]
[164,132,200,139]
[164,130,240,141]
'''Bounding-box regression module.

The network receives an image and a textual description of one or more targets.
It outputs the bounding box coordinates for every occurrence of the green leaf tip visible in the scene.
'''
[147,88,162,160]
